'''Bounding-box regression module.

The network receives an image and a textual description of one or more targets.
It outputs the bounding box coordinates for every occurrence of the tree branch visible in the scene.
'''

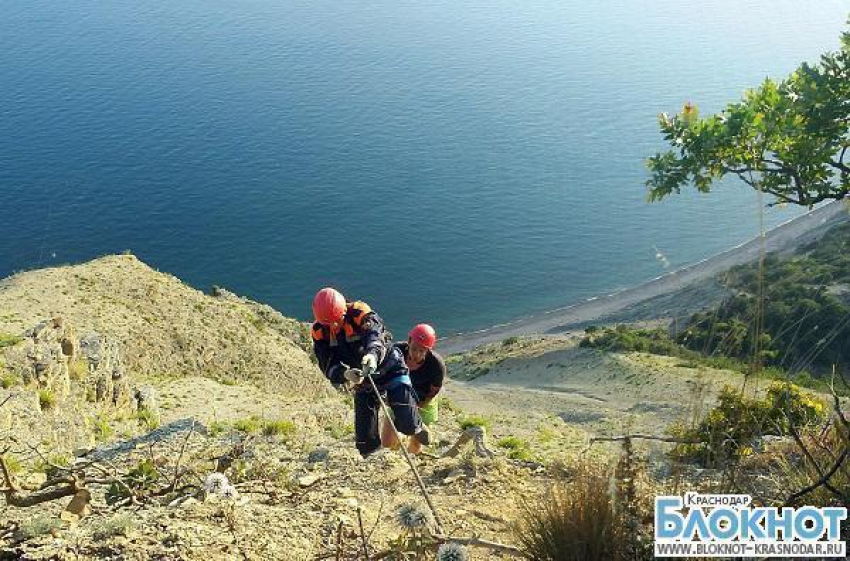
[590,434,700,445]
[171,420,196,492]
[784,393,849,505]
[1,455,82,507]
[784,447,849,506]
[433,534,523,555]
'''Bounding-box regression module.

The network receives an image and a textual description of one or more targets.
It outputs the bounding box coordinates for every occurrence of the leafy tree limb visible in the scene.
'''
[647,26,850,207]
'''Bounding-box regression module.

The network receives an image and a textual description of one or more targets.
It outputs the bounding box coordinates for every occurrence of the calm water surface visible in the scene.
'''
[1,0,847,334]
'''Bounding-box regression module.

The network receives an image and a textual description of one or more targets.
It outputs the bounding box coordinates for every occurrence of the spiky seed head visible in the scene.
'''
[396,502,433,530]
[436,542,469,561]
[204,472,229,494]
[220,485,239,501]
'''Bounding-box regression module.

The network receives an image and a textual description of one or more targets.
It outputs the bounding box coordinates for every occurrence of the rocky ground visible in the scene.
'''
[0,332,746,560]
[1,367,571,560]
[0,256,575,560]
[1,254,840,560]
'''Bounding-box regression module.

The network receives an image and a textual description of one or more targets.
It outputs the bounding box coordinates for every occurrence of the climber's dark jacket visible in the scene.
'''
[311,301,409,389]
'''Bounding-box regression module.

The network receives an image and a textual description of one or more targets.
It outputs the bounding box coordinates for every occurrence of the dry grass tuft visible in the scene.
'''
[513,458,651,561]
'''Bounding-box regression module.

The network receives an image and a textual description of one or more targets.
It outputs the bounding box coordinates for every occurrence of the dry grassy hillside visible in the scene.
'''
[0,254,324,397]
[2,256,845,560]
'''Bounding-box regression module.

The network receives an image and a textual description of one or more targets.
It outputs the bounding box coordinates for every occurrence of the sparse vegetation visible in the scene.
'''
[19,515,63,540]
[106,459,161,505]
[38,389,56,411]
[536,425,557,444]
[3,454,23,474]
[68,358,88,380]
[136,408,160,430]
[91,513,136,540]
[459,414,491,431]
[440,397,462,415]
[669,381,826,467]
[1,371,16,389]
[580,324,680,356]
[497,436,534,461]
[34,454,71,478]
[0,333,23,348]
[233,416,262,434]
[580,323,846,394]
[208,420,230,437]
[262,418,296,439]
[326,421,354,439]
[93,415,114,441]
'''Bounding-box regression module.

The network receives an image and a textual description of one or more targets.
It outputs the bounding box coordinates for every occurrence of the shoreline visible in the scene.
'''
[440,199,849,355]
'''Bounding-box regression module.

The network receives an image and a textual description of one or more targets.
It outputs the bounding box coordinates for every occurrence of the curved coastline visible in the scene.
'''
[440,199,849,355]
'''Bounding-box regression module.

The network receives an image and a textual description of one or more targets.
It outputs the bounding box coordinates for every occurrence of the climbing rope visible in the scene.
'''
[362,365,445,536]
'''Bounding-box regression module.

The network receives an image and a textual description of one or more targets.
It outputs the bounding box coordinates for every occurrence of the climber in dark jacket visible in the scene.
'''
[311,287,428,457]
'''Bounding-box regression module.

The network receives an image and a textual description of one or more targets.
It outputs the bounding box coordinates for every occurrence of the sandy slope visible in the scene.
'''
[444,336,743,440]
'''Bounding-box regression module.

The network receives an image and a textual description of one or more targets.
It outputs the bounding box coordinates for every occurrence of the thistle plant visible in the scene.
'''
[392,502,437,559]
[436,542,468,561]
[220,484,239,501]
[204,472,229,495]
[396,502,434,532]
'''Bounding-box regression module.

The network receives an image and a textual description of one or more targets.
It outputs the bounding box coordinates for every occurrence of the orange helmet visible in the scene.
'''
[312,288,346,325]
[409,323,437,349]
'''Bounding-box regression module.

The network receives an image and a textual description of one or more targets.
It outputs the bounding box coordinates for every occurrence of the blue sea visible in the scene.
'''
[1,0,847,335]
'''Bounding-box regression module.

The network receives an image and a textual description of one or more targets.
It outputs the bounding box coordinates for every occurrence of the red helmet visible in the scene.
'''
[313,288,346,325]
[409,323,437,349]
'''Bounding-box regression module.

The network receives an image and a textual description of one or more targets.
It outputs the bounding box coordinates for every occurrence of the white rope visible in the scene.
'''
[362,366,445,535]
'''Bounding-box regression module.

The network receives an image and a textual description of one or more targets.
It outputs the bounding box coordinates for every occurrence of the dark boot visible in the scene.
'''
[414,425,430,446]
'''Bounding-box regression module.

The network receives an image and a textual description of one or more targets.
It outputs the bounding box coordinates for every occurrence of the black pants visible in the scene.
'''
[355,383,422,457]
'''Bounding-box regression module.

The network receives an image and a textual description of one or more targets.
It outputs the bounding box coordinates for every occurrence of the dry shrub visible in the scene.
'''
[513,458,651,561]
[761,420,849,507]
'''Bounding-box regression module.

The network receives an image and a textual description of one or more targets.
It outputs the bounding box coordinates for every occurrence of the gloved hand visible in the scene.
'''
[344,368,364,385]
[361,353,377,374]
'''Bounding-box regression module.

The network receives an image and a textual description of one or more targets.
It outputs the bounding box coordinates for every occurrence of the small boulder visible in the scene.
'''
[297,474,322,488]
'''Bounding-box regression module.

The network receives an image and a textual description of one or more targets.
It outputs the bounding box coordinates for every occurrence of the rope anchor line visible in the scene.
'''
[362,365,445,536]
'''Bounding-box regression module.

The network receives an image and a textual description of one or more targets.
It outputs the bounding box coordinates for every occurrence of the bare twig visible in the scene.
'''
[5,483,80,507]
[784,448,849,506]
[357,506,370,560]
[1,456,82,507]
[590,434,700,445]
[830,366,850,432]
[782,375,850,506]
[434,534,523,555]
[86,462,137,503]
[787,411,847,502]
[335,520,344,561]
[171,420,196,492]
[15,439,75,474]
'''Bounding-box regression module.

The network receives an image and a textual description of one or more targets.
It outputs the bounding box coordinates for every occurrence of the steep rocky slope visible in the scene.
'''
[0,254,324,395]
